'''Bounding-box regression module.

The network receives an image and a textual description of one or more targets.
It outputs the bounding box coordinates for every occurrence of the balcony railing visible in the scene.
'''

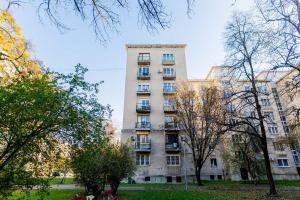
[164,122,180,130]
[135,141,151,152]
[137,72,150,80]
[162,59,175,65]
[163,87,176,94]
[163,105,177,113]
[137,88,151,95]
[138,56,150,65]
[165,142,181,152]
[135,122,151,129]
[163,72,176,80]
[136,104,151,113]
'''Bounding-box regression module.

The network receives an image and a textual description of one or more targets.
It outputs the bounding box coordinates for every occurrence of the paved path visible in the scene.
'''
[50,184,300,191]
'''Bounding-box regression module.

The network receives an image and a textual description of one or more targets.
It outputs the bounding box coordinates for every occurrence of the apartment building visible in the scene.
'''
[121,44,300,183]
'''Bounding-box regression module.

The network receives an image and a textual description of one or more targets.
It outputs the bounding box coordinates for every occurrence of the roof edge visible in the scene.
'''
[126,44,187,48]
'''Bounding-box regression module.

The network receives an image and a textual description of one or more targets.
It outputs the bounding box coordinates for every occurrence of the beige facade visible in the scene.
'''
[121,44,300,183]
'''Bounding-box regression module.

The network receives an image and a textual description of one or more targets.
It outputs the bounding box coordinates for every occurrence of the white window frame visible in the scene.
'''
[136,154,150,166]
[277,158,289,167]
[137,83,150,92]
[166,155,180,166]
[162,53,175,62]
[210,158,218,168]
[268,126,279,135]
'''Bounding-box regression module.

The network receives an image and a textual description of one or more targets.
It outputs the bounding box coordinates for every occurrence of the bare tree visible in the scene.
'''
[224,12,278,195]
[2,0,196,43]
[175,82,227,186]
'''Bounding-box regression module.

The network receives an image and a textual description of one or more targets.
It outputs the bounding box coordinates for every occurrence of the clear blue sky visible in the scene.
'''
[2,0,253,131]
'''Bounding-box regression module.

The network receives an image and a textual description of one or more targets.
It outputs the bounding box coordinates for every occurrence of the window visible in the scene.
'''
[138,99,150,106]
[136,154,150,166]
[137,134,150,143]
[221,80,231,85]
[210,175,215,180]
[226,103,236,112]
[288,94,294,102]
[138,53,150,61]
[273,142,284,151]
[224,91,234,98]
[268,126,278,134]
[250,111,256,118]
[166,176,172,183]
[163,82,175,92]
[257,85,268,93]
[261,98,271,106]
[264,112,274,123]
[176,176,182,183]
[162,53,175,62]
[277,158,289,167]
[217,175,222,180]
[163,67,175,75]
[210,158,218,168]
[144,176,151,182]
[166,155,180,166]
[137,83,150,92]
[244,85,252,92]
[137,115,150,123]
[138,67,150,76]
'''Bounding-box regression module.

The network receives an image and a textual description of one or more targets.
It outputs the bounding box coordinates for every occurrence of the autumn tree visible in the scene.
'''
[0,10,41,83]
[0,64,111,198]
[175,82,228,186]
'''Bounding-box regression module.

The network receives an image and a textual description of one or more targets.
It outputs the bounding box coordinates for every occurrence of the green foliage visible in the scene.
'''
[0,64,110,198]
[71,142,135,196]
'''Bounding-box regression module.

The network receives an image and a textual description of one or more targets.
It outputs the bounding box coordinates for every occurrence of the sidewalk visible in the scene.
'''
[50,184,300,191]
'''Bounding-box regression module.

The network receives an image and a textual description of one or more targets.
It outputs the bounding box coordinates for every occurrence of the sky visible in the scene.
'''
[2,0,254,131]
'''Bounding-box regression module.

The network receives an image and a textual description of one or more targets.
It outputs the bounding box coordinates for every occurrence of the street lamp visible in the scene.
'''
[180,135,188,191]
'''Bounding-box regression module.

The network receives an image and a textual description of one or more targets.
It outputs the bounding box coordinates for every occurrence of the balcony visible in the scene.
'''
[137,72,150,80]
[136,104,151,113]
[163,87,176,95]
[163,72,176,80]
[138,55,150,65]
[163,105,177,113]
[135,122,151,130]
[164,122,180,131]
[165,142,181,152]
[162,59,175,65]
[135,141,151,152]
[137,88,151,95]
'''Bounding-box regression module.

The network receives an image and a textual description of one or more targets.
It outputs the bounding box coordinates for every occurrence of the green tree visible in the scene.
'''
[71,142,135,198]
[0,64,110,198]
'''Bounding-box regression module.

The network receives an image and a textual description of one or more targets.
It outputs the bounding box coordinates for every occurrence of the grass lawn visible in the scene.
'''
[7,190,300,200]
[44,177,75,184]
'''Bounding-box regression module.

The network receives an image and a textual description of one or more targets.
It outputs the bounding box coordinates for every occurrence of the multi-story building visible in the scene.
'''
[121,44,300,183]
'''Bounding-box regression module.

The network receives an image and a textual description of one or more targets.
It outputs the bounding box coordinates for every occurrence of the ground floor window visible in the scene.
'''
[217,175,222,180]
[166,155,180,166]
[166,176,172,183]
[210,175,215,180]
[277,158,289,167]
[136,154,150,166]
[144,176,150,182]
[176,176,182,183]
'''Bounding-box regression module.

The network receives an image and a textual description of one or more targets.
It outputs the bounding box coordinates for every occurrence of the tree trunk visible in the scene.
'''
[261,142,277,196]
[195,166,203,186]
[111,181,120,196]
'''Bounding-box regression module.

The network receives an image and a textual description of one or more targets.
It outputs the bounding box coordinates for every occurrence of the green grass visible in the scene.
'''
[7,190,81,200]
[43,177,75,184]
[7,190,300,200]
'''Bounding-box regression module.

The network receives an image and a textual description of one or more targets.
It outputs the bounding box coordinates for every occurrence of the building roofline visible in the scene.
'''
[126,44,187,48]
